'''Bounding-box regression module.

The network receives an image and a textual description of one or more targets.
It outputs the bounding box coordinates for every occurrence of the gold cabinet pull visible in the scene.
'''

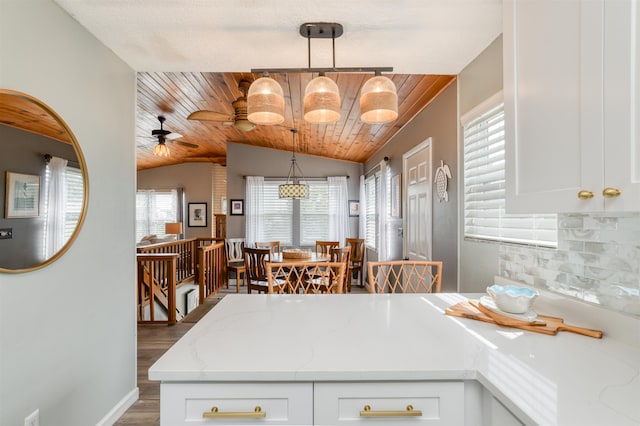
[360,404,422,417]
[202,406,266,419]
[602,187,621,198]
[577,190,594,200]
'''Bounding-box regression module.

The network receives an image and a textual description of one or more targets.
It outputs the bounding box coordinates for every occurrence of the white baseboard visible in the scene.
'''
[96,387,139,426]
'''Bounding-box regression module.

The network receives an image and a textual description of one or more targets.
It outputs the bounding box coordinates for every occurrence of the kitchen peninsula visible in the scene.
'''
[149,292,640,425]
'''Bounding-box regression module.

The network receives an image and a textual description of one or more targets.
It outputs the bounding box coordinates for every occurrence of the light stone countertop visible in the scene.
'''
[149,292,640,426]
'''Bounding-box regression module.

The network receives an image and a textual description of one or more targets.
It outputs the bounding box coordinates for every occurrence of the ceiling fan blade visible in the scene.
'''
[173,140,199,149]
[166,132,182,140]
[222,121,234,126]
[188,110,234,122]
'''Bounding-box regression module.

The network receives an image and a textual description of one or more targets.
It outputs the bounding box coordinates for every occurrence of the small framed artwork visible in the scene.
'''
[391,174,401,218]
[188,202,207,227]
[230,199,244,216]
[5,171,40,218]
[348,200,360,217]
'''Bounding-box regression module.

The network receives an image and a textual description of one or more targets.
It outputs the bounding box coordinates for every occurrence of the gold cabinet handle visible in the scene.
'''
[202,406,266,419]
[360,404,422,417]
[577,190,594,200]
[602,187,621,198]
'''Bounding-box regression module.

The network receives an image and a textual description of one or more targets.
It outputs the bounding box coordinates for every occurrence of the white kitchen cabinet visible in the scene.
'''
[313,381,464,425]
[503,0,640,213]
[159,382,313,425]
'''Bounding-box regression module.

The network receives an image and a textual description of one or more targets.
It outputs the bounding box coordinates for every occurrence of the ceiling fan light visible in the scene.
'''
[360,75,398,124]
[303,76,341,123]
[247,76,285,125]
[153,142,170,157]
[234,119,256,132]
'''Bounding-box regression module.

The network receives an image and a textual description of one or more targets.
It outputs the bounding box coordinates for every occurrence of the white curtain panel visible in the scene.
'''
[44,156,68,258]
[245,176,264,247]
[359,175,368,284]
[327,176,349,245]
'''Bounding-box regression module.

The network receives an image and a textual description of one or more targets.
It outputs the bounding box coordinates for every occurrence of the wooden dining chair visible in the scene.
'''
[266,261,346,294]
[367,260,442,294]
[224,238,245,293]
[255,241,281,256]
[345,238,365,288]
[330,246,351,292]
[244,247,285,294]
[315,240,339,256]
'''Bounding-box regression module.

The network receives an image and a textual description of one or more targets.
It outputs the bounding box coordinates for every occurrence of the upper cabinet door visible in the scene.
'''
[504,0,604,213]
[602,0,640,211]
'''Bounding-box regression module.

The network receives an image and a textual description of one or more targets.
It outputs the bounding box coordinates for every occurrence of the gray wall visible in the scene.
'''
[0,126,77,269]
[138,162,217,239]
[457,35,504,292]
[1,0,137,425]
[364,83,459,293]
[226,142,362,240]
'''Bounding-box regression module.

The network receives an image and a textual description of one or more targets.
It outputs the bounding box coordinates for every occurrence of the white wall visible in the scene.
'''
[0,0,137,425]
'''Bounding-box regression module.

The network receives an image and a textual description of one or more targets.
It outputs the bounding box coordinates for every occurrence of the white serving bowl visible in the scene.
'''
[486,284,539,314]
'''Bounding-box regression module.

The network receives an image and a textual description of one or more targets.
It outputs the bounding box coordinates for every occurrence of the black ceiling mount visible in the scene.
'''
[299,22,343,39]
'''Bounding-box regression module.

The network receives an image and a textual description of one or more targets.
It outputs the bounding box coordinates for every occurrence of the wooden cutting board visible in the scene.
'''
[445,300,603,339]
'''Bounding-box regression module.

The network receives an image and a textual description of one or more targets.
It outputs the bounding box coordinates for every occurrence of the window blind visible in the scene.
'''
[136,189,179,242]
[463,102,557,247]
[64,167,84,240]
[300,181,329,246]
[365,174,378,250]
[262,181,293,246]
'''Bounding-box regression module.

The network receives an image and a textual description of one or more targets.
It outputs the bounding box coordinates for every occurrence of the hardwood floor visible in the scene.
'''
[114,282,367,425]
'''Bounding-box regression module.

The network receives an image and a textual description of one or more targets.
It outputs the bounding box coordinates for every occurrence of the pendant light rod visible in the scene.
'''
[252,22,392,75]
[251,66,393,74]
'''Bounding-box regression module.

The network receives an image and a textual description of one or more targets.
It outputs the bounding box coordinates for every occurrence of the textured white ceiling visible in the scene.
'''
[53,0,503,74]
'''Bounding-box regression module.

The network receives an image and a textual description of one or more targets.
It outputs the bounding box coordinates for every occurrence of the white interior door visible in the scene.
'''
[403,139,433,261]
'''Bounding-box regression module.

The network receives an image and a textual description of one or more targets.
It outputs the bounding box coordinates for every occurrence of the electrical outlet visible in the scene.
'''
[24,409,39,426]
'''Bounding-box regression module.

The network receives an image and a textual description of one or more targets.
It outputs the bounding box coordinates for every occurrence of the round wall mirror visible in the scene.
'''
[0,89,88,273]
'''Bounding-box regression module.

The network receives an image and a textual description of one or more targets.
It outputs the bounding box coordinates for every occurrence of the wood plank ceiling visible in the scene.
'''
[136,72,455,170]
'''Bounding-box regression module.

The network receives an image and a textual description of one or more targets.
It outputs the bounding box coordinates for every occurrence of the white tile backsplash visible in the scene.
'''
[499,213,640,317]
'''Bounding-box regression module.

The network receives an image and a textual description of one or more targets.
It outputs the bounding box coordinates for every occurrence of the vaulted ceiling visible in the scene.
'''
[53,0,502,170]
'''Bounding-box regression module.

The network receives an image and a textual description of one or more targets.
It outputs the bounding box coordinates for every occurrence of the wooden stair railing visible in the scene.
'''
[136,253,178,325]
[198,241,225,302]
[136,237,227,325]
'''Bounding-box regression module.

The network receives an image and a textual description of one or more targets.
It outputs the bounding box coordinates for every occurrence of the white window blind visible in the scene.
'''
[463,101,557,247]
[64,167,84,240]
[300,181,329,246]
[263,181,293,246]
[136,189,179,242]
[365,174,378,250]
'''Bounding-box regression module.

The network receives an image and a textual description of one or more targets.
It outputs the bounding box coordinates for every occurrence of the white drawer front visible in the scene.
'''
[314,381,464,425]
[161,382,313,425]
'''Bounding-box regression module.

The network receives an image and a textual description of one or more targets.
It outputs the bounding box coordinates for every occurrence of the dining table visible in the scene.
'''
[269,252,331,263]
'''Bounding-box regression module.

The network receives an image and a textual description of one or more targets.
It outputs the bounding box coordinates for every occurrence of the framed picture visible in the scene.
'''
[348,200,360,217]
[391,174,401,218]
[5,172,40,218]
[188,202,207,227]
[230,199,244,216]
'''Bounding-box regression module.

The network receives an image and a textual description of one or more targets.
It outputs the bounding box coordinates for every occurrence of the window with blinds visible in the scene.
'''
[300,181,329,246]
[263,181,293,246]
[64,167,84,240]
[262,180,329,247]
[365,174,379,250]
[463,101,557,247]
[136,189,179,242]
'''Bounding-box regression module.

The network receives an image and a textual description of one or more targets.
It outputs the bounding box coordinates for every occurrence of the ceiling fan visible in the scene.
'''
[150,115,198,156]
[187,79,257,131]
